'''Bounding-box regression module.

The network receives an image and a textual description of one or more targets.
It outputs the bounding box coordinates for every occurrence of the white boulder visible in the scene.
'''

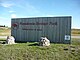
[39,37,50,46]
[6,36,15,44]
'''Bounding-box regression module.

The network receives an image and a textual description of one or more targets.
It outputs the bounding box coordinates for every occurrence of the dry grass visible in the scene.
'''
[71,29,80,36]
[0,28,11,36]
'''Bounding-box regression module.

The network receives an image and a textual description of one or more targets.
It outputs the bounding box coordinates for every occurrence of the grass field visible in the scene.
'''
[0,38,80,60]
[0,28,80,60]
[71,29,80,36]
[0,28,11,36]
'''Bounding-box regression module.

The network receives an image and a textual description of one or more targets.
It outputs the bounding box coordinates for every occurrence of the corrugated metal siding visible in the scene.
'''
[11,16,71,44]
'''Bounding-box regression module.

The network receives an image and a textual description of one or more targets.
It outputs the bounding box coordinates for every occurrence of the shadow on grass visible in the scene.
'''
[15,41,39,46]
[28,43,39,46]
[0,41,6,44]
[0,39,6,44]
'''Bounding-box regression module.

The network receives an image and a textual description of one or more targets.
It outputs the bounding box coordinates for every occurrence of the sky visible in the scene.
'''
[0,0,80,29]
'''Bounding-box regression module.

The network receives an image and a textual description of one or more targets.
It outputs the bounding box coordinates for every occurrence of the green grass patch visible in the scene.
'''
[71,38,80,45]
[0,38,80,60]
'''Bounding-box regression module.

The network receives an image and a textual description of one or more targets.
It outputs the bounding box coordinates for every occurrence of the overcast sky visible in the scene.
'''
[0,0,80,29]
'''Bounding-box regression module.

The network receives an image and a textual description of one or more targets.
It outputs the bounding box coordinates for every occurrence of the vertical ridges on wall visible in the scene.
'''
[11,16,71,43]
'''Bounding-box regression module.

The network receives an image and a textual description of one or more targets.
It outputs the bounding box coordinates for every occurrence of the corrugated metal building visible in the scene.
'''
[11,16,71,44]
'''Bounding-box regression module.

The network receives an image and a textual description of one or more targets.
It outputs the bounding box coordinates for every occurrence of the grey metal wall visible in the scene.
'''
[11,16,71,44]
